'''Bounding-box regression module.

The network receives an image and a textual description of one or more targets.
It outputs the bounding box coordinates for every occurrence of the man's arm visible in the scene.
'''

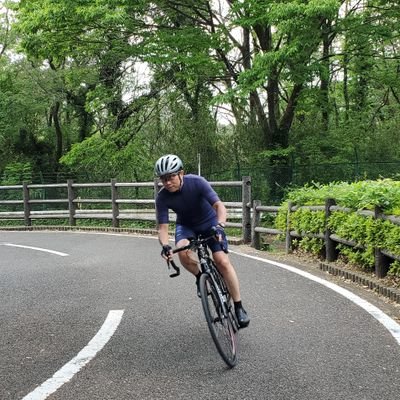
[213,200,227,226]
[158,223,170,246]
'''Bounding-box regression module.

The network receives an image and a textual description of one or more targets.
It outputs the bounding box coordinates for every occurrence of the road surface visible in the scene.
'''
[1,231,399,400]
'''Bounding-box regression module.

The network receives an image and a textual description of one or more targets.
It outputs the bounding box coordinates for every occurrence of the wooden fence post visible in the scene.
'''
[325,198,337,262]
[23,182,31,226]
[111,179,119,228]
[242,176,252,244]
[67,179,76,226]
[251,200,261,249]
[285,201,292,254]
[374,206,390,278]
[154,178,160,230]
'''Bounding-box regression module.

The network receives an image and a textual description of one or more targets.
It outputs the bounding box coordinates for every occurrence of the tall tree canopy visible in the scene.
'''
[0,0,399,200]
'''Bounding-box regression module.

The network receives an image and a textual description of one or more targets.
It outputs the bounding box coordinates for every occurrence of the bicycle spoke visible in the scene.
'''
[200,274,238,367]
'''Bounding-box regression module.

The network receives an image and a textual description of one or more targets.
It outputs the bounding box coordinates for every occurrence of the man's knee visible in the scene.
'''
[178,249,197,267]
[214,255,233,273]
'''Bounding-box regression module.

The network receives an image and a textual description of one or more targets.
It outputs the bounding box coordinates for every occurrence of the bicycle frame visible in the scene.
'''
[169,235,234,323]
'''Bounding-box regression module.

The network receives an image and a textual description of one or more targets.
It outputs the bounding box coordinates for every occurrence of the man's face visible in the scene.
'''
[160,171,182,192]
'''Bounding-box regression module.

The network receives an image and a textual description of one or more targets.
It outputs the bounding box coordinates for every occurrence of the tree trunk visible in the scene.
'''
[320,20,331,131]
[51,102,63,166]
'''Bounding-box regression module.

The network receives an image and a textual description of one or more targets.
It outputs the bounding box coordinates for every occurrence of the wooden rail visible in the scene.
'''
[250,198,400,278]
[0,177,252,243]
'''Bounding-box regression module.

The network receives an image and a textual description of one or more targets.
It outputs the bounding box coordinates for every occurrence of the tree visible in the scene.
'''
[2,0,399,198]
[0,2,12,59]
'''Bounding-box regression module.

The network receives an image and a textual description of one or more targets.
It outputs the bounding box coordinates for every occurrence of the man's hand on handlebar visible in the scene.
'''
[211,224,225,242]
[161,244,180,277]
[161,244,172,260]
[211,224,229,253]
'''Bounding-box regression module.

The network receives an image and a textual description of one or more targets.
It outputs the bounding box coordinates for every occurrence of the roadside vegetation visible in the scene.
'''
[275,179,400,276]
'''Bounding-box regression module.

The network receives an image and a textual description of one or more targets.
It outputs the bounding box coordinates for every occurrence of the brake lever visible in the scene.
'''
[167,259,180,278]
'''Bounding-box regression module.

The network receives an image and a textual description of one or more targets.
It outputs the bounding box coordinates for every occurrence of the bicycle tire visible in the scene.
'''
[199,273,238,368]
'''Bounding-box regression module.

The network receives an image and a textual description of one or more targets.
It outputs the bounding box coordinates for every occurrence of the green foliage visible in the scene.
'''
[291,208,325,235]
[274,201,288,234]
[328,211,376,269]
[286,208,325,254]
[0,0,400,197]
[337,244,375,270]
[0,59,56,173]
[389,261,400,276]
[1,162,33,185]
[293,237,324,255]
[60,130,153,181]
[231,0,341,92]
[377,220,400,257]
[328,212,378,246]
[285,179,400,214]
[276,179,400,274]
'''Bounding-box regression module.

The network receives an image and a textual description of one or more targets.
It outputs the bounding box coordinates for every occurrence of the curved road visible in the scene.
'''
[1,231,399,400]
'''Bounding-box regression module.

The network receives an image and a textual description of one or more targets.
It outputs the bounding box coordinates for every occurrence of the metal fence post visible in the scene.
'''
[325,198,337,262]
[67,179,76,226]
[111,179,119,228]
[251,200,261,249]
[23,182,31,226]
[242,176,251,243]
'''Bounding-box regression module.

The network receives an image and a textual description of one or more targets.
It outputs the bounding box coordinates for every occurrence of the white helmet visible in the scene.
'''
[154,154,183,177]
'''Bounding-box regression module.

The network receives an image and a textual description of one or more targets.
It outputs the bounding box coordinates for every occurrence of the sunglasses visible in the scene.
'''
[160,172,180,183]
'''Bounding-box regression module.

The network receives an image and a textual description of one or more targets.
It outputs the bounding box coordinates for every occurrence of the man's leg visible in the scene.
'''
[213,251,250,328]
[175,225,201,276]
[176,239,201,275]
[212,251,241,301]
[176,239,202,297]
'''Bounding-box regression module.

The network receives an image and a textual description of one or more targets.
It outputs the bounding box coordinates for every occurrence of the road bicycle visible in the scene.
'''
[166,233,239,368]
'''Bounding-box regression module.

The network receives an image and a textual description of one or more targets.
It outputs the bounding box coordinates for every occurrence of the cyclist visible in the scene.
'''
[155,154,250,328]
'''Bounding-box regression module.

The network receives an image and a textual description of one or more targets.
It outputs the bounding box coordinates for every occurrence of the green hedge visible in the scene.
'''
[275,179,400,276]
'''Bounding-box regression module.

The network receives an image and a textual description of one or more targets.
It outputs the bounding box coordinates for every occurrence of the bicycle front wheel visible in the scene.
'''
[199,273,238,368]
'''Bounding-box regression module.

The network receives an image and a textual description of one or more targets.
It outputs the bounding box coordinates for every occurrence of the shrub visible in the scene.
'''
[276,179,400,275]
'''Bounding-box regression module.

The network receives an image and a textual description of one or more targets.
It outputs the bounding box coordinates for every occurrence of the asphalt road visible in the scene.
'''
[1,231,399,400]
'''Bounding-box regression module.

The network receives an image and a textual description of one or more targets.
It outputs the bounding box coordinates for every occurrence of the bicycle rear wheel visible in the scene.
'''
[199,273,238,368]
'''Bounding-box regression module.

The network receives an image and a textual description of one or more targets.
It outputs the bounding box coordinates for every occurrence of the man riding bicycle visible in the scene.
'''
[155,154,250,328]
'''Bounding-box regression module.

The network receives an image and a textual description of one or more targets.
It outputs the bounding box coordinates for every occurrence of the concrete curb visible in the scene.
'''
[0,225,244,244]
[0,225,157,235]
[0,225,243,245]
[319,262,400,304]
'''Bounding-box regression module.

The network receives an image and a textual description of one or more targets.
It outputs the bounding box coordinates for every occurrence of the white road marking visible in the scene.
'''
[231,251,400,346]
[1,243,69,257]
[21,310,124,400]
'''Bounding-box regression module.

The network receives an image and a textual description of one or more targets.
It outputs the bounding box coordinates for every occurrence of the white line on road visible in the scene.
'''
[21,309,124,400]
[232,251,400,346]
[1,243,69,256]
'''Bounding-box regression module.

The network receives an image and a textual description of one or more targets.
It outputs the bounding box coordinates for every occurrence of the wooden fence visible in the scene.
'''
[0,177,252,243]
[2,179,399,278]
[251,198,400,278]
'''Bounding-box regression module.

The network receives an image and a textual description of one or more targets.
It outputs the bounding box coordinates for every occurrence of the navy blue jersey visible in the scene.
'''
[156,174,220,231]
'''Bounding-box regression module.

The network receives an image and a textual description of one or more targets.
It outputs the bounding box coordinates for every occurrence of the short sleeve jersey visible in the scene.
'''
[156,174,220,231]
